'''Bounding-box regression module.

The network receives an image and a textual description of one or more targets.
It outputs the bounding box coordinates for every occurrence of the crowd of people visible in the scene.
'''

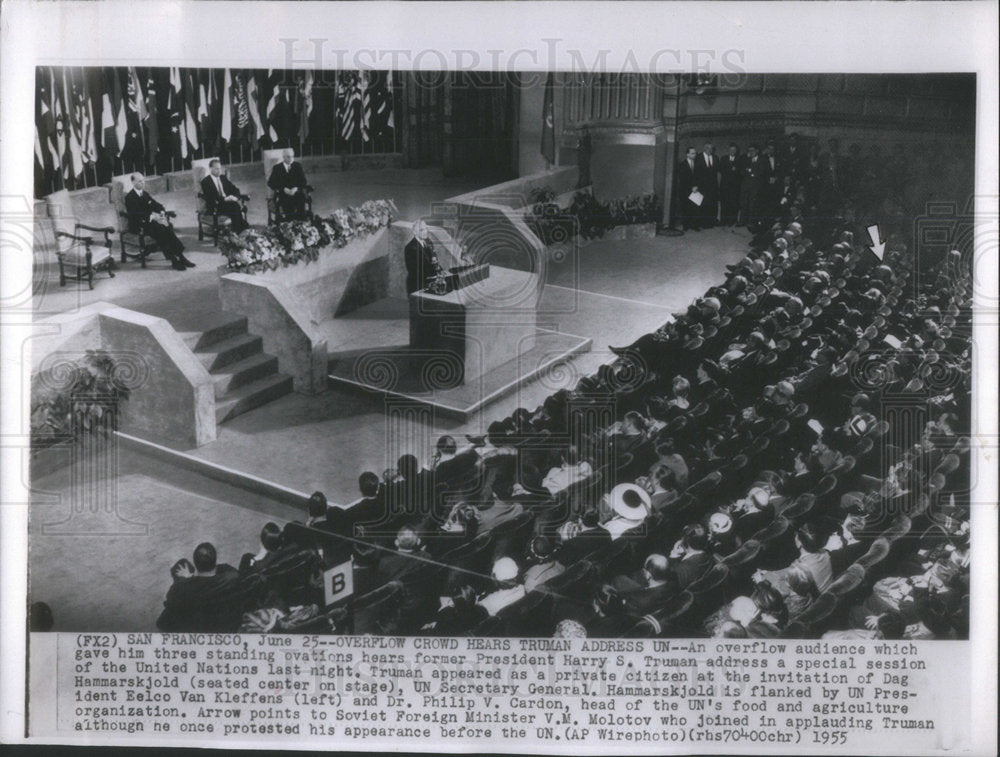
[674,133,971,239]
[156,133,973,639]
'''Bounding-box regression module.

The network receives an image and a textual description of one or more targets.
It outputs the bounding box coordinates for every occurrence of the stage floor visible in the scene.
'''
[326,297,592,419]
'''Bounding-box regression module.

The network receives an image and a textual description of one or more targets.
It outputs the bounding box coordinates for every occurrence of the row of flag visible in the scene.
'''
[35,67,396,185]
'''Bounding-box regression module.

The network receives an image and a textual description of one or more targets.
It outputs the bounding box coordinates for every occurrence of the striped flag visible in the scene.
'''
[122,67,146,159]
[265,69,282,143]
[167,67,189,159]
[336,71,364,144]
[220,68,233,143]
[297,70,314,142]
[182,68,200,152]
[52,70,70,181]
[70,68,97,168]
[62,69,86,180]
[144,71,160,164]
[365,70,394,145]
[245,70,264,145]
[101,67,127,156]
[541,72,556,165]
[35,68,57,175]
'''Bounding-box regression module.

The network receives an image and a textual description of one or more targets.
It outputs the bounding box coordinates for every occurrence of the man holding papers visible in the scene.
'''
[676,146,702,232]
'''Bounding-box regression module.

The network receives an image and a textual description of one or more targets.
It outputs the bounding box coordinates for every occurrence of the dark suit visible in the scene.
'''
[739,155,764,227]
[376,548,428,585]
[404,237,441,294]
[156,565,241,632]
[200,173,248,233]
[557,526,612,566]
[719,153,742,226]
[694,152,720,227]
[612,575,678,616]
[761,154,781,218]
[675,157,700,231]
[267,160,308,217]
[125,189,184,261]
[672,551,714,589]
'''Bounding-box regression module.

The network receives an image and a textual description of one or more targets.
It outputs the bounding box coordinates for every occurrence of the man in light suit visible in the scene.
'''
[267,148,308,219]
[200,159,248,233]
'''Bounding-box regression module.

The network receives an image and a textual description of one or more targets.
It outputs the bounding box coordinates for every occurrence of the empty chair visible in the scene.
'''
[495,590,553,637]
[470,614,504,637]
[811,474,838,500]
[825,564,866,598]
[491,511,536,560]
[949,436,971,456]
[869,421,893,442]
[540,559,596,602]
[352,581,404,634]
[768,419,790,438]
[781,493,816,524]
[686,563,730,614]
[45,189,116,289]
[788,592,838,630]
[852,435,874,459]
[928,472,947,493]
[788,402,809,419]
[720,540,762,589]
[689,401,710,419]
[883,514,912,544]
[933,453,961,478]
[685,470,722,499]
[440,532,495,593]
[634,591,695,638]
[855,537,890,571]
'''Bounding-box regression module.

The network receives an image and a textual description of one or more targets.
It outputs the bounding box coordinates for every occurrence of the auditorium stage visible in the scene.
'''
[325,296,593,419]
[29,225,750,630]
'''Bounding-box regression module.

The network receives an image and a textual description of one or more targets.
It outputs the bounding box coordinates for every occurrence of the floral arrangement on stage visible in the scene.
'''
[219,199,397,274]
[30,350,132,452]
[525,188,660,244]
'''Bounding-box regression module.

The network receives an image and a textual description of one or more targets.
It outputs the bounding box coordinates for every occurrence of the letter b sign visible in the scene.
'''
[323,559,353,605]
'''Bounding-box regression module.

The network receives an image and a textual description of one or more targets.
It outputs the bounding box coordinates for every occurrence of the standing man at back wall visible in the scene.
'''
[695,142,720,229]
[719,143,743,229]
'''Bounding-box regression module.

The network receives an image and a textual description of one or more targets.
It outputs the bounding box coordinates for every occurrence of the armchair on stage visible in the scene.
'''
[45,189,116,289]
[193,157,250,245]
[109,175,177,267]
[263,149,313,225]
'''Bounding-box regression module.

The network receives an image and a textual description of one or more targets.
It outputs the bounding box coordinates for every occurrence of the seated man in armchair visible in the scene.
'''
[125,173,192,270]
[267,148,309,219]
[201,159,249,233]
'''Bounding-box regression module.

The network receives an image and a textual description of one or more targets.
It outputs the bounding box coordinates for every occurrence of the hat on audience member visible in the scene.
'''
[610,483,652,520]
[806,418,826,441]
[709,512,733,535]
[492,557,519,582]
[747,486,771,509]
[728,596,759,626]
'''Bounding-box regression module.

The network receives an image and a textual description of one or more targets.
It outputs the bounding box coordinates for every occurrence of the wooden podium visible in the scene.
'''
[409,266,539,383]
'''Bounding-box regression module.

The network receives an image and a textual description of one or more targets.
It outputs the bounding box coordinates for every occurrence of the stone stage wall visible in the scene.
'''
[31,304,216,450]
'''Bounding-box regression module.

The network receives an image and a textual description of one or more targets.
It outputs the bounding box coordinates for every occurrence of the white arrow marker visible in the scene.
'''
[867,223,886,262]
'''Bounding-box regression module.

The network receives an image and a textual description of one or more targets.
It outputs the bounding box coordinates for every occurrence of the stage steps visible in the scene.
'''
[180,314,293,424]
